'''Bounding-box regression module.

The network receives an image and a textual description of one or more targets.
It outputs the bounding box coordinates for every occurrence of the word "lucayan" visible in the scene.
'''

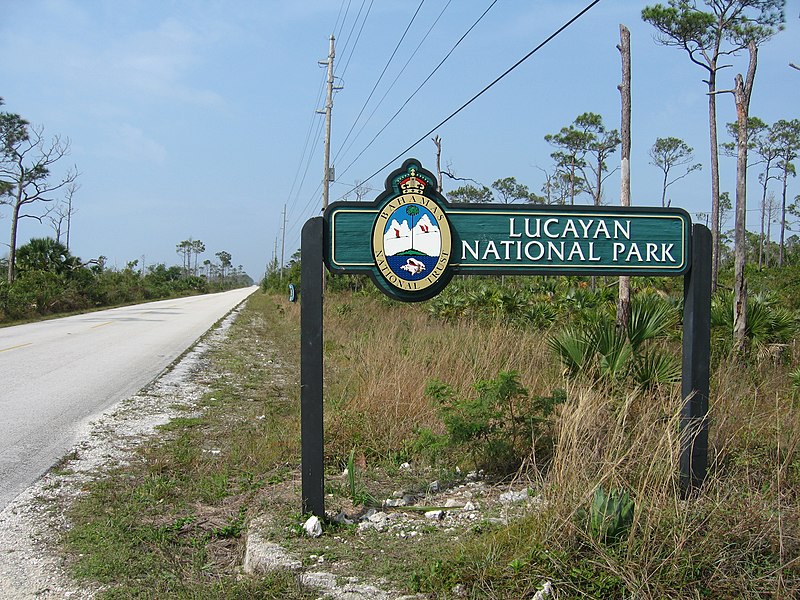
[460,217,677,264]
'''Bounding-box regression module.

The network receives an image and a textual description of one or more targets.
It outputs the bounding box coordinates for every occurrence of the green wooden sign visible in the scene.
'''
[324,159,692,302]
[303,158,711,517]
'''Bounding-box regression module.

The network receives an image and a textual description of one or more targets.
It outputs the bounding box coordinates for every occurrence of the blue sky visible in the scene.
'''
[1,0,798,280]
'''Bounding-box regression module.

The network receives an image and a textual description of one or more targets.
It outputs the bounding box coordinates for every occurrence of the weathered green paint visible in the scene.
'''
[328,203,691,277]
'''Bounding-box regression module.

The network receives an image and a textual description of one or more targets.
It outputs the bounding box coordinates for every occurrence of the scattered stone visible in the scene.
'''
[383,498,407,508]
[303,515,323,538]
[368,511,388,525]
[399,462,411,470]
[359,511,390,532]
[428,480,440,493]
[333,511,353,526]
[424,510,444,521]
[444,499,462,508]
[243,531,301,574]
[533,581,554,599]
[499,489,530,504]
[452,583,468,597]
[462,501,477,511]
[299,570,337,591]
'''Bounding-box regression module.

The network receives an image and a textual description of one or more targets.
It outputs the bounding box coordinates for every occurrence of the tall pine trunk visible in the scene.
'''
[708,71,721,293]
[733,43,757,354]
[779,169,789,266]
[616,24,632,330]
[758,176,767,269]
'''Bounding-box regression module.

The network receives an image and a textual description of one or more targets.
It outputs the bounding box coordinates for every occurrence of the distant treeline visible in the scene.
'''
[0,237,252,324]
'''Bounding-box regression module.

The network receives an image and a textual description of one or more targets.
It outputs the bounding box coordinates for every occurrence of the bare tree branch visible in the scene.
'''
[441,162,484,187]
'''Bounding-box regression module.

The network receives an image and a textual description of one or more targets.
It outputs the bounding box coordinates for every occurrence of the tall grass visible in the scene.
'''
[410,379,799,597]
[319,288,800,597]
[322,293,561,463]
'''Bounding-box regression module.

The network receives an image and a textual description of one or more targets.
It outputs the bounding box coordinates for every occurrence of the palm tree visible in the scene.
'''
[15,237,76,275]
[406,205,419,251]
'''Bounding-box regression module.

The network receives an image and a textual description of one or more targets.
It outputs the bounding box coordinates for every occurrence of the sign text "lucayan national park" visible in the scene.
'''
[325,159,691,301]
[453,211,689,271]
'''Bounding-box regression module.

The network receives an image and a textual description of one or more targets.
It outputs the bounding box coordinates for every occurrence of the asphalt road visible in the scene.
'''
[0,286,258,511]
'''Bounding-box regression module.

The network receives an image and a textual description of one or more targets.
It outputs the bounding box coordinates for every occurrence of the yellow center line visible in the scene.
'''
[91,321,114,329]
[0,342,33,353]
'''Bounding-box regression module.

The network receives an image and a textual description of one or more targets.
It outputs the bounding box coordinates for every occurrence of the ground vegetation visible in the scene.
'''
[64,260,800,597]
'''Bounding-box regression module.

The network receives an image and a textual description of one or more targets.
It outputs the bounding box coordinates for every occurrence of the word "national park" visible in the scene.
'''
[460,216,679,265]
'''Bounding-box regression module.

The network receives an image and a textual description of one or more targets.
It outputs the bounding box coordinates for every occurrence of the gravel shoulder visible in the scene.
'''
[0,301,545,600]
[0,309,238,599]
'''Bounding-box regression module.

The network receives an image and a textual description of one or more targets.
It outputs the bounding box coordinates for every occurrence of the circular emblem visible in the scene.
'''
[372,170,451,294]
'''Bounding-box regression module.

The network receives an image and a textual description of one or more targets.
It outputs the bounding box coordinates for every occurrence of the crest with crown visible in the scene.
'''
[398,168,427,196]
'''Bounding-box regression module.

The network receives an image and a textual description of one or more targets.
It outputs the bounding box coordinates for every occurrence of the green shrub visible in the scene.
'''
[580,485,635,545]
[711,291,798,357]
[548,292,681,388]
[424,371,564,475]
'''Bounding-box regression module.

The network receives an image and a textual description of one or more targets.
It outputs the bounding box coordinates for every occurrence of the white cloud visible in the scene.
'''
[107,124,167,165]
[106,18,223,106]
[0,7,223,110]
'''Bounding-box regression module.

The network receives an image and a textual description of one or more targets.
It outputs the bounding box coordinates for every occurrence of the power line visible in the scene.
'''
[288,0,424,239]
[285,5,351,229]
[334,0,426,163]
[335,0,498,182]
[338,0,375,82]
[333,0,353,40]
[334,0,456,166]
[337,0,604,200]
[285,66,329,214]
[285,177,323,248]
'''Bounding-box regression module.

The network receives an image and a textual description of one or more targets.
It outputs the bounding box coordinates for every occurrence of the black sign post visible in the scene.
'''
[300,216,325,518]
[680,224,712,496]
[299,159,712,517]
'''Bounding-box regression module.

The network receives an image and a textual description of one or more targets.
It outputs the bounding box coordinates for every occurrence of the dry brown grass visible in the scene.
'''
[434,373,799,597]
[315,290,800,597]
[321,293,561,463]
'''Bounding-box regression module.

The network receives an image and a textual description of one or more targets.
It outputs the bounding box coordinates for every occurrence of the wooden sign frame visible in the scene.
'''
[300,159,710,518]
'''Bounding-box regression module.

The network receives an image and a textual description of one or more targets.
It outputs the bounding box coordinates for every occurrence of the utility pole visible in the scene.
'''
[318,35,338,292]
[319,35,336,212]
[280,204,287,281]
